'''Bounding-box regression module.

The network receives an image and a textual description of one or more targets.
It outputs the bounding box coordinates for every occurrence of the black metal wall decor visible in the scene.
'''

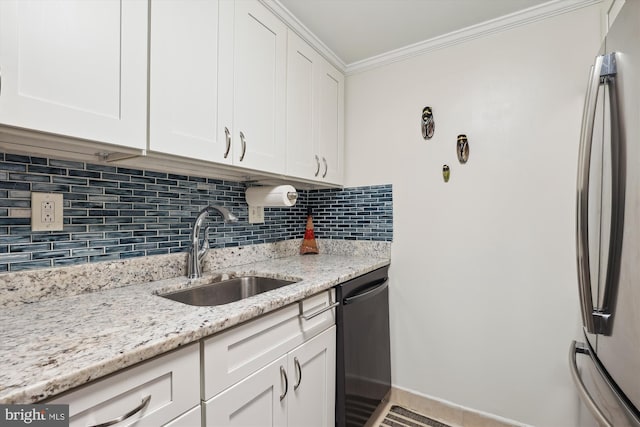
[421,106,435,139]
[457,134,469,164]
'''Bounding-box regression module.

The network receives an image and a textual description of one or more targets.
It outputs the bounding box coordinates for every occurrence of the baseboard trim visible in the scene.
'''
[389,386,533,427]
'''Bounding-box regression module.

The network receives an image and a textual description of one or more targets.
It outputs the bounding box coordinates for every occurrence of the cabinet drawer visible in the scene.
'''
[203,290,335,399]
[50,344,199,427]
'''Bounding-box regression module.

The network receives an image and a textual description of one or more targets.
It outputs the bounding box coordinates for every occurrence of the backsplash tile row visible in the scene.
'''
[307,185,393,241]
[0,152,393,273]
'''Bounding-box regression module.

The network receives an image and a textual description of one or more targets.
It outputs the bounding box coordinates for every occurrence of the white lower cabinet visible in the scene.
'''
[50,343,200,427]
[205,354,288,427]
[286,326,336,427]
[202,290,337,427]
[204,326,336,427]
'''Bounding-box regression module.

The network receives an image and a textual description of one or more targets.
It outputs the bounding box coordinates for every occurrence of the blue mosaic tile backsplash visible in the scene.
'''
[0,152,393,273]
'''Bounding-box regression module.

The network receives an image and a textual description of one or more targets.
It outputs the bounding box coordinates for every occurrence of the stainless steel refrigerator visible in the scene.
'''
[570,1,640,426]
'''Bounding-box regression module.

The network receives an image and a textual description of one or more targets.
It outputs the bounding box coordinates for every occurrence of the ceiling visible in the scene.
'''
[277,0,552,65]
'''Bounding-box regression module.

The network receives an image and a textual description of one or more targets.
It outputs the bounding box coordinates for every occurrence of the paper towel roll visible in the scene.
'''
[245,185,298,207]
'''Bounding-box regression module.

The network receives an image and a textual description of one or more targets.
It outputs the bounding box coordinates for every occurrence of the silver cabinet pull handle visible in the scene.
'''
[299,300,339,321]
[239,131,247,161]
[322,157,328,178]
[224,127,231,158]
[279,366,288,401]
[293,357,302,390]
[569,341,613,427]
[314,155,320,177]
[90,395,151,427]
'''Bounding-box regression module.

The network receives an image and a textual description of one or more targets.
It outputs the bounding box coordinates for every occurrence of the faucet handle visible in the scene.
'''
[198,226,211,261]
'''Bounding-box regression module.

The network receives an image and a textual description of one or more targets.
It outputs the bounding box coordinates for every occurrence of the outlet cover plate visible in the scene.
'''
[32,192,64,231]
[248,206,265,224]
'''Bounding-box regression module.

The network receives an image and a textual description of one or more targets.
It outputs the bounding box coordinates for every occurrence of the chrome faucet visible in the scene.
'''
[187,205,239,279]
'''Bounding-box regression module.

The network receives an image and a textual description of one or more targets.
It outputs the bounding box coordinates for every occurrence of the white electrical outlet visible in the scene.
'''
[248,206,265,224]
[32,192,64,231]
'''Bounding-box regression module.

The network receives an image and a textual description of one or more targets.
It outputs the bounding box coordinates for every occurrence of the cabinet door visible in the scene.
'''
[0,0,146,149]
[284,31,344,185]
[316,60,344,184]
[287,326,336,427]
[205,355,288,427]
[286,31,318,180]
[223,0,287,173]
[150,0,230,163]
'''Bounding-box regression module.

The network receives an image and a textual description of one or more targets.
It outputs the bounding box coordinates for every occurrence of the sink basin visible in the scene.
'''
[159,276,298,306]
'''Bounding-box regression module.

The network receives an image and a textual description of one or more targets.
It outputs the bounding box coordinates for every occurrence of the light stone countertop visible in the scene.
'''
[0,252,390,404]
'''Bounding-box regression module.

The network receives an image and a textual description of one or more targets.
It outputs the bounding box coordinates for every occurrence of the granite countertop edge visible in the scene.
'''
[0,254,390,404]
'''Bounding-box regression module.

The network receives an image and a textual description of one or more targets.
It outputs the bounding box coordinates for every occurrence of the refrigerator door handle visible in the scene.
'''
[569,341,613,427]
[599,52,625,337]
[576,53,623,336]
[577,54,604,334]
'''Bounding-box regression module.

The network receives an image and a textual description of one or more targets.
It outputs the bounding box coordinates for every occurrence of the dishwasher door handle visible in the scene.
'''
[343,278,388,305]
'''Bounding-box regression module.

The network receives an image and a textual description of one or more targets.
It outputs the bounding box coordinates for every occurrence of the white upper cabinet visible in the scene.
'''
[220,0,287,174]
[149,0,230,163]
[286,31,318,180]
[316,60,344,184]
[150,0,288,172]
[0,0,147,150]
[286,31,344,184]
[0,0,343,185]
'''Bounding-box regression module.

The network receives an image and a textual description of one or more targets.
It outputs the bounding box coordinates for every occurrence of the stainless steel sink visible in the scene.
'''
[159,276,298,306]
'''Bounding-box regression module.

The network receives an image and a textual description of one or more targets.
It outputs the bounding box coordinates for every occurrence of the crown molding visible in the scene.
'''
[260,0,347,72]
[345,0,602,75]
[261,0,601,76]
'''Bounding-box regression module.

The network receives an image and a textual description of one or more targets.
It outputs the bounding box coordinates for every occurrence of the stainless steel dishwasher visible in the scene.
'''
[335,265,391,427]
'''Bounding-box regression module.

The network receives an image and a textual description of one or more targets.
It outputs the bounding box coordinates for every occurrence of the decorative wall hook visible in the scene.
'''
[442,165,450,182]
[421,107,435,139]
[457,134,469,164]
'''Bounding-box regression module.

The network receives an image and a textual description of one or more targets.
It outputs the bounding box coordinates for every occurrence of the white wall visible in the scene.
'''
[344,5,602,427]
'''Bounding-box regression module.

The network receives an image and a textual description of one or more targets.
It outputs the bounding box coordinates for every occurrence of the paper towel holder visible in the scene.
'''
[286,192,298,203]
[245,185,298,207]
